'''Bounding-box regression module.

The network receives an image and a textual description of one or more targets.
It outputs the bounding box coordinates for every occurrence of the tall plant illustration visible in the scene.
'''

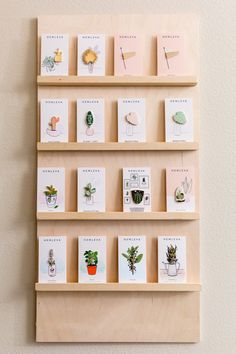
[122,246,143,275]
[166,244,177,264]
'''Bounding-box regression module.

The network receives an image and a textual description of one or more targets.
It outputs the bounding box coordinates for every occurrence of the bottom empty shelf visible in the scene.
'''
[35,283,201,292]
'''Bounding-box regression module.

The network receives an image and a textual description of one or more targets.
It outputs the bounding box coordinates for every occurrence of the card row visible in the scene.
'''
[40,98,194,143]
[38,235,187,284]
[37,167,195,212]
[41,33,187,76]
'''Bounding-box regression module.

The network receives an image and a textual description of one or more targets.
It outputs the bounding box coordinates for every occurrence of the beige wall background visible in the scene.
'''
[0,0,235,353]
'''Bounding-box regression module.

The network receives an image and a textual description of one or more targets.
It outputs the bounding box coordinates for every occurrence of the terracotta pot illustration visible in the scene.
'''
[131,190,144,204]
[87,265,97,275]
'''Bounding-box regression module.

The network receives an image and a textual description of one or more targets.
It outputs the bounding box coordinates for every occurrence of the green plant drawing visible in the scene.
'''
[84,183,96,198]
[44,185,58,208]
[86,111,94,127]
[42,56,56,72]
[122,246,143,275]
[84,250,98,266]
[44,185,57,197]
[166,244,178,264]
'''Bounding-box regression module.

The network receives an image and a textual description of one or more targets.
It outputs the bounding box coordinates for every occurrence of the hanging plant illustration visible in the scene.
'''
[122,246,143,275]
[44,185,58,208]
[162,244,180,277]
[84,183,96,204]
[84,250,98,275]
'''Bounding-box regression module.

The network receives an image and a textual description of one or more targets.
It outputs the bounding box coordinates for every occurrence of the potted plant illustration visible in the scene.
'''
[162,244,180,277]
[84,183,96,205]
[131,190,144,204]
[84,250,98,275]
[122,246,143,275]
[44,185,58,208]
[48,249,56,277]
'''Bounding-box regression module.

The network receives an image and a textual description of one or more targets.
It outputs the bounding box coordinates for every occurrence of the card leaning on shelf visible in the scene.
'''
[77,34,105,76]
[165,98,193,142]
[166,167,195,212]
[41,34,69,76]
[118,236,146,283]
[158,236,186,283]
[77,99,105,142]
[123,167,151,212]
[37,167,65,212]
[77,167,105,212]
[114,34,143,76]
[40,99,68,142]
[78,236,106,283]
[38,236,67,283]
[118,98,146,142]
[157,33,185,76]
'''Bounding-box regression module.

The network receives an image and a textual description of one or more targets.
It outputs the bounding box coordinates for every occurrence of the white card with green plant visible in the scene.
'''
[77,167,105,212]
[41,34,69,76]
[37,167,65,212]
[118,236,146,283]
[38,236,67,283]
[158,236,186,283]
[78,236,106,283]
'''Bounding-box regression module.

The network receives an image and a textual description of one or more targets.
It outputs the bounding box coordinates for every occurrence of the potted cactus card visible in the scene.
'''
[37,167,65,212]
[118,98,146,142]
[123,167,151,212]
[78,236,106,283]
[40,99,68,142]
[166,167,195,212]
[165,98,193,142]
[114,34,143,76]
[118,236,146,283]
[157,33,185,76]
[77,99,104,142]
[77,34,105,76]
[41,34,69,76]
[77,167,105,212]
[158,236,186,283]
[38,236,67,283]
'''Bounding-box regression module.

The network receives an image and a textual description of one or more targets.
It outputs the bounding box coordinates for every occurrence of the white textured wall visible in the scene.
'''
[0,0,235,353]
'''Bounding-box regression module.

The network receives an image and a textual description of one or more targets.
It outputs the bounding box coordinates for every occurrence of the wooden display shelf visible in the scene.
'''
[37,75,198,87]
[37,142,199,151]
[37,211,199,221]
[35,282,201,292]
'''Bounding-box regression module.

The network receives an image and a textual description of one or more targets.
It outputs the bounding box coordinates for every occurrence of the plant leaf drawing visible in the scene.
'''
[122,245,143,275]
[166,244,178,264]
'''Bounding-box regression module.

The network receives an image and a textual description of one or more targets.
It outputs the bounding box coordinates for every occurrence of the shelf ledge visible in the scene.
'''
[35,283,201,292]
[37,142,199,151]
[37,211,199,221]
[37,75,198,87]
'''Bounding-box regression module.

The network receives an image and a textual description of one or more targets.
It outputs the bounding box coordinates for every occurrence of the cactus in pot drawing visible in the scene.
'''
[44,185,58,208]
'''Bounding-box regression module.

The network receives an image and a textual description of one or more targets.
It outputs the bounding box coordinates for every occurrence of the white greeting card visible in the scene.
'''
[77,34,105,76]
[118,98,146,142]
[77,99,105,142]
[166,167,195,212]
[118,236,146,283]
[165,98,193,142]
[123,167,151,212]
[40,99,68,142]
[77,167,105,212]
[37,167,65,212]
[41,34,69,76]
[38,236,67,283]
[78,236,106,283]
[158,236,186,283]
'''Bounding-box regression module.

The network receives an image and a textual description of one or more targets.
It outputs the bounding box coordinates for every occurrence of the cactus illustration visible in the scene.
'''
[131,190,144,204]
[49,116,60,131]
[86,111,94,127]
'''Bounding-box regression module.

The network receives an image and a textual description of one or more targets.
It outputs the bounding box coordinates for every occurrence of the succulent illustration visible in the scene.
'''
[84,250,98,266]
[86,111,94,127]
[122,246,143,275]
[131,190,144,204]
[42,56,56,72]
[44,185,57,197]
[173,111,186,125]
[84,183,96,198]
[166,244,178,265]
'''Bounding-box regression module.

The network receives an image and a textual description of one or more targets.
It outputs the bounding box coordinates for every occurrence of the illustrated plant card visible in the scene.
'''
[78,168,105,212]
[165,98,193,142]
[158,236,186,283]
[77,99,104,142]
[157,34,185,76]
[118,98,146,142]
[114,34,143,76]
[78,236,106,283]
[123,167,151,212]
[166,167,195,212]
[118,236,146,283]
[41,34,69,76]
[37,167,65,212]
[38,236,67,283]
[77,34,105,76]
[40,99,68,142]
